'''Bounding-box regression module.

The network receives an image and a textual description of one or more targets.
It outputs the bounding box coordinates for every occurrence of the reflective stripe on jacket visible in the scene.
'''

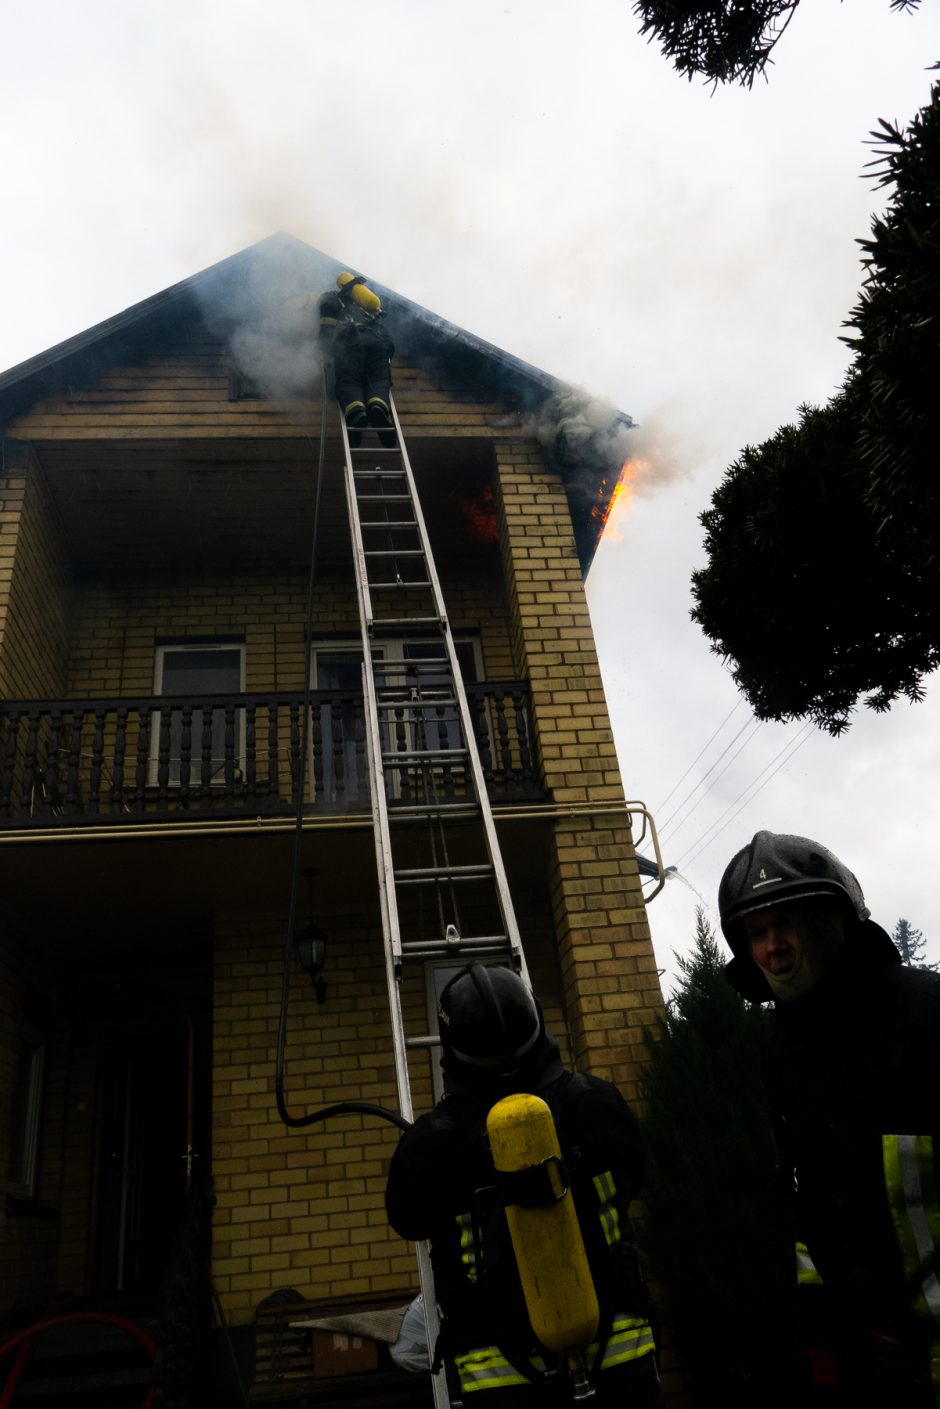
[883,1134,940,1394]
[796,1240,823,1286]
[593,1170,621,1248]
[454,1314,655,1394]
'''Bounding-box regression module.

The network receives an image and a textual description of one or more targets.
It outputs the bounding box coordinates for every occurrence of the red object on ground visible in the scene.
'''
[0,1311,156,1409]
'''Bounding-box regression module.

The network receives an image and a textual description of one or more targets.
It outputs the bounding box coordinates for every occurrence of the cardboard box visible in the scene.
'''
[310,1329,380,1379]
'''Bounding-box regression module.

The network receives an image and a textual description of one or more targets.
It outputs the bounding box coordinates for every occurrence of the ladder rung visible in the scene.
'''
[354,469,408,479]
[395,865,494,884]
[350,446,401,455]
[401,935,511,959]
[366,577,434,588]
[364,549,426,559]
[377,659,450,670]
[380,676,453,687]
[369,617,444,631]
[356,494,414,503]
[376,670,451,682]
[382,748,467,762]
[387,802,480,817]
[377,698,459,710]
[361,521,418,530]
[405,1034,441,1050]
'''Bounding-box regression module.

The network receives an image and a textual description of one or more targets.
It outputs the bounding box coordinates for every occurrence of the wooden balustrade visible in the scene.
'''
[0,683,542,829]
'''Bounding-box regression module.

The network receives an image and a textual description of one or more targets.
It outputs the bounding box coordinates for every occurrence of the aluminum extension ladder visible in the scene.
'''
[338,394,530,1409]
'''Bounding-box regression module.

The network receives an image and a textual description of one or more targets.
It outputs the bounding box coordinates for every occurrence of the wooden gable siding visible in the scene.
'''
[8,329,514,442]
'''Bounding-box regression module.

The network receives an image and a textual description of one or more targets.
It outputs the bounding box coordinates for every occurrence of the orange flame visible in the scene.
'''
[458,485,500,543]
[593,460,645,542]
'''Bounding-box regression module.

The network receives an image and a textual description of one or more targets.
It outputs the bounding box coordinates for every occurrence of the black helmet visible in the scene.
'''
[719,830,899,1003]
[438,964,543,1079]
[719,831,868,946]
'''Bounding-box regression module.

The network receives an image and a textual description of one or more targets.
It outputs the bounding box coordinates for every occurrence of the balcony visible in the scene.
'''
[0,683,542,830]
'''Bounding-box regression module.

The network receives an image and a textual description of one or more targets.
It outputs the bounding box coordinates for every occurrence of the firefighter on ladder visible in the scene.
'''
[720,831,940,1407]
[318,271,395,447]
[385,964,661,1407]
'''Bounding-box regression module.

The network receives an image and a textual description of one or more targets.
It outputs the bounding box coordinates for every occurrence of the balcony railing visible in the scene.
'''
[0,683,542,829]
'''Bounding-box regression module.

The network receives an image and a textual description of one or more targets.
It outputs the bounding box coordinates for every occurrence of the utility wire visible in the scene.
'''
[659,716,764,846]
[653,699,743,815]
[678,724,814,871]
[657,715,762,838]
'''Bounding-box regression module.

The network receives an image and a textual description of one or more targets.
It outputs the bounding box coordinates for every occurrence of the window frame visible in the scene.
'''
[6,1023,46,1201]
[150,640,247,788]
[309,636,483,805]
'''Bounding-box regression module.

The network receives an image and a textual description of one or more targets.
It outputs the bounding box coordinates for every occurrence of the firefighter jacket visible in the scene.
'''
[385,1054,656,1396]
[729,944,940,1404]
[317,287,393,357]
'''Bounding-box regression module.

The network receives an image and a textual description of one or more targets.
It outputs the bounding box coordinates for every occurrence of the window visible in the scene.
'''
[228,369,264,400]
[152,642,245,786]
[7,1024,45,1199]
[311,647,381,805]
[310,637,481,804]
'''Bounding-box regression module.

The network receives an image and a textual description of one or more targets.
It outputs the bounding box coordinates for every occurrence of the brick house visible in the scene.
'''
[0,233,664,1391]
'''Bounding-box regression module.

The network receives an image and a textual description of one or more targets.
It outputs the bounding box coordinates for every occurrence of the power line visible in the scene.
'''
[657,715,762,837]
[659,716,764,845]
[679,724,815,871]
[653,699,743,814]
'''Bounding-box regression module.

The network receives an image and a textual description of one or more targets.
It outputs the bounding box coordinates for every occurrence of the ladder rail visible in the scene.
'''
[339,395,534,1409]
[384,395,529,981]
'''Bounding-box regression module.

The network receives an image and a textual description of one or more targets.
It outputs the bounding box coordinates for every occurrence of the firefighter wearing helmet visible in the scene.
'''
[720,831,940,1406]
[385,963,661,1406]
[317,272,395,447]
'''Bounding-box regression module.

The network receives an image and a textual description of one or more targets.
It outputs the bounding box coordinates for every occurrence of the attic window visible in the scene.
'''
[229,369,264,400]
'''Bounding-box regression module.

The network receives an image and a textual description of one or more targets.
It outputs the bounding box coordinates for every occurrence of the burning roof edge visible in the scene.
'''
[0,232,629,572]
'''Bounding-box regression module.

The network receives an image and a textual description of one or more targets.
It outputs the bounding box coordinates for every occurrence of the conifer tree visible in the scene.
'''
[893,917,937,971]
[639,909,794,1405]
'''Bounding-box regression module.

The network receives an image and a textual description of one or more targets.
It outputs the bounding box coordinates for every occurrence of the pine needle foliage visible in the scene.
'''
[633,0,920,88]
[633,0,798,87]
[691,79,940,734]
[639,909,794,1405]
[893,917,938,971]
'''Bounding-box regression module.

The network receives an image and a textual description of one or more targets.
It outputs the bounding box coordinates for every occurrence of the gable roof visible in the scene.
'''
[0,232,631,571]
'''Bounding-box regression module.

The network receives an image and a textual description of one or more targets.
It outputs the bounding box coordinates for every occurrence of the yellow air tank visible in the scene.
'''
[486,1093,599,1359]
[337,272,382,314]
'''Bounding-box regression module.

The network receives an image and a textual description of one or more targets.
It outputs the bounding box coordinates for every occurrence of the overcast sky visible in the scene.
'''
[2,0,939,979]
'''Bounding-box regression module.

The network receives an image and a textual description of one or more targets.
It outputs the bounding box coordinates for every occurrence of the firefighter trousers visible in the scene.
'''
[332,326,393,423]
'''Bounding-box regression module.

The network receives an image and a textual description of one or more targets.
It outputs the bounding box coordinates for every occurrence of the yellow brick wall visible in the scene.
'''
[67,562,511,698]
[211,893,567,1322]
[0,443,73,700]
[494,440,664,1083]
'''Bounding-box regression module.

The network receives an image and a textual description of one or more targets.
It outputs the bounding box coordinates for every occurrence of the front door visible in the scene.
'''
[94,1025,193,1296]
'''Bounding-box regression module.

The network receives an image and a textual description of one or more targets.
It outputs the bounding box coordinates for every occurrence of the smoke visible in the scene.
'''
[529,385,634,476]
[193,234,340,400]
[527,386,691,499]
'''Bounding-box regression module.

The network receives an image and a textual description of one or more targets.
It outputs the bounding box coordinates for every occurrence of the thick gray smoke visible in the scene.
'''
[530,385,635,473]
[194,234,340,400]
[529,385,687,498]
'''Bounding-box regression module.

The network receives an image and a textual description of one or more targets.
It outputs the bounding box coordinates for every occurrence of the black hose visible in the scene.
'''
[274,369,410,1136]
